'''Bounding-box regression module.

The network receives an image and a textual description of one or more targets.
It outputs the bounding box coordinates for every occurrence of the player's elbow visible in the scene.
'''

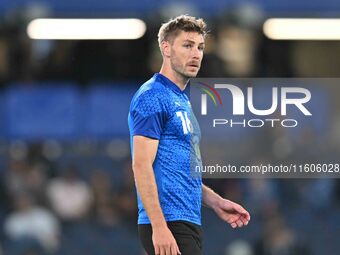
[132,160,149,174]
[132,161,139,173]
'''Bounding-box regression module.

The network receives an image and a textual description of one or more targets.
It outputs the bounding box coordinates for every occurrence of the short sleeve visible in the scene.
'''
[130,91,167,139]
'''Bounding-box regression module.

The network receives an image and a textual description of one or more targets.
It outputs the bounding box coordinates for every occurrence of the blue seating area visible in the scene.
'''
[0,82,330,142]
[0,84,136,140]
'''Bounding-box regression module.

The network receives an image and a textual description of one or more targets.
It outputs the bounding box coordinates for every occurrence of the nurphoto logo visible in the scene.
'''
[196,81,312,128]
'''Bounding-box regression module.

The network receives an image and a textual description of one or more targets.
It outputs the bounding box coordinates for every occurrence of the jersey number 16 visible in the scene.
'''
[176,111,193,134]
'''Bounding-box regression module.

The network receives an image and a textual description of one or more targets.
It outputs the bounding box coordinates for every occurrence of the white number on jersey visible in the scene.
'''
[176,111,192,134]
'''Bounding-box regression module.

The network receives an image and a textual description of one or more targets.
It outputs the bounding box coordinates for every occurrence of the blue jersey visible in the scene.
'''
[128,73,202,225]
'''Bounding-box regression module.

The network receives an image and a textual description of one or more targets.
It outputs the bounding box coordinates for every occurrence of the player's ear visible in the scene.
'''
[161,41,171,57]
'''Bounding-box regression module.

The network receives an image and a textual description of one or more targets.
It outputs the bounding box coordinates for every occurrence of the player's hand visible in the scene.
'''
[213,198,250,229]
[152,225,181,255]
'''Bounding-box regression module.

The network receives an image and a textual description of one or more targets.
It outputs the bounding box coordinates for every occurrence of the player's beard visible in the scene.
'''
[170,54,200,79]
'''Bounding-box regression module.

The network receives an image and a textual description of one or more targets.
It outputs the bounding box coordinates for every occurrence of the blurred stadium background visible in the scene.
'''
[0,0,340,254]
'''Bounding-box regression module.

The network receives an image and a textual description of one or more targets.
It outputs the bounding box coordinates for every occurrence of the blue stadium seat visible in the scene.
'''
[5,83,81,140]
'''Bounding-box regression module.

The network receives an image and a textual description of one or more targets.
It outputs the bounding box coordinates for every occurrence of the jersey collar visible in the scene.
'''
[155,73,184,94]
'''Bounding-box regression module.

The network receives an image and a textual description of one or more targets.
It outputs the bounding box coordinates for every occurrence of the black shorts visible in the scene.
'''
[138,220,203,255]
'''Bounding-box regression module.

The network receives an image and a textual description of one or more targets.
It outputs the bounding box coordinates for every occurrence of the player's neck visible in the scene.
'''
[159,65,188,91]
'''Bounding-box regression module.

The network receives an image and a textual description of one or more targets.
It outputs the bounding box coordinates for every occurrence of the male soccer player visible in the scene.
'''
[128,15,250,255]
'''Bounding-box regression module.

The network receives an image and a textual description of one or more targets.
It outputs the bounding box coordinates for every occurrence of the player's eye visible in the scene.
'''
[183,44,192,49]
[198,46,205,51]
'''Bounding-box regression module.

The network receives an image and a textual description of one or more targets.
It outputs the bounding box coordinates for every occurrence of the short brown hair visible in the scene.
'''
[158,15,207,47]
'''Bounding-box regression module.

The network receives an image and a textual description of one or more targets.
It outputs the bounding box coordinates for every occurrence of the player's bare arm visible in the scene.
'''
[202,184,250,229]
[132,135,181,255]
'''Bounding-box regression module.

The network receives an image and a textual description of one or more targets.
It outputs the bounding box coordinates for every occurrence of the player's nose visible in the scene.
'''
[191,47,202,59]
